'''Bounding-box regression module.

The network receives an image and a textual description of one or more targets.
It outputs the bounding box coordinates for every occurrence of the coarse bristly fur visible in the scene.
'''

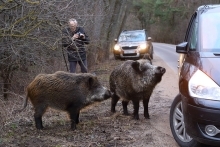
[109,59,166,120]
[18,71,111,131]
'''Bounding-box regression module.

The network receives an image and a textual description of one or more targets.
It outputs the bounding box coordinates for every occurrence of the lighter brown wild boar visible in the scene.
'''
[109,59,166,120]
[19,71,111,130]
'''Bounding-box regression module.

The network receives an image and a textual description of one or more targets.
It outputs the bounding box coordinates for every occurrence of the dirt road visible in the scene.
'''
[0,55,180,147]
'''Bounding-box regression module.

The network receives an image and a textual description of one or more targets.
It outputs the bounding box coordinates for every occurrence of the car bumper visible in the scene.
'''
[114,53,146,59]
[182,97,220,146]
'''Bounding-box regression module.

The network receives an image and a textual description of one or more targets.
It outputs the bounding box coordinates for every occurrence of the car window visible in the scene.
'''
[118,32,146,42]
[189,17,198,50]
[201,12,220,51]
[187,14,198,51]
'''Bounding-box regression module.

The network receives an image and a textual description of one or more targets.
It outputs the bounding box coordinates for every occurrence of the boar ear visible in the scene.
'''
[87,77,94,89]
[131,61,141,72]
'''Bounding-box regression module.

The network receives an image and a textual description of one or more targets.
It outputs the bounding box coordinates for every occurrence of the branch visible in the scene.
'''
[0,20,43,37]
[0,0,20,13]
[25,0,39,4]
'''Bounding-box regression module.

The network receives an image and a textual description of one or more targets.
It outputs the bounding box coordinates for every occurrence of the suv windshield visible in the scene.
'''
[118,31,146,42]
[201,11,220,51]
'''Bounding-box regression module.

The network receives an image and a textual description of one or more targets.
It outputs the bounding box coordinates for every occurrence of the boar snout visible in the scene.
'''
[160,67,166,74]
[104,89,111,99]
[91,87,111,101]
[156,66,166,75]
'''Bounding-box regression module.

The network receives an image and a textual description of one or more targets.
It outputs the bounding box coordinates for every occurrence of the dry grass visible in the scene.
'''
[0,89,140,147]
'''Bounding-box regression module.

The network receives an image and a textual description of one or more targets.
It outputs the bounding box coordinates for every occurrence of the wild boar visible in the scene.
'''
[19,71,111,130]
[109,59,166,120]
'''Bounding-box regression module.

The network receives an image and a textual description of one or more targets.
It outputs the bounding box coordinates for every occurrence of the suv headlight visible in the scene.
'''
[138,43,147,50]
[114,44,121,51]
[139,43,147,50]
[189,69,220,100]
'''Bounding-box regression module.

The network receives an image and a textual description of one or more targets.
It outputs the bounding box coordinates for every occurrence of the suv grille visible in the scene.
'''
[123,53,137,56]
[122,46,137,50]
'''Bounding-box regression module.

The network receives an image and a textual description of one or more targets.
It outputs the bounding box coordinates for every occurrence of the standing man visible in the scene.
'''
[62,18,90,73]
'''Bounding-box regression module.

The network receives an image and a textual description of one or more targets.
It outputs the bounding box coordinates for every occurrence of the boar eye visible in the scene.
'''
[140,63,151,71]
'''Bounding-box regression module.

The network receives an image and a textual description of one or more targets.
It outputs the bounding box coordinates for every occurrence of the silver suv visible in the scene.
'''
[113,30,153,60]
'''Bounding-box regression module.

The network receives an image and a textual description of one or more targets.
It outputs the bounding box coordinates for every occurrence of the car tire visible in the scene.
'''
[114,56,120,60]
[169,94,202,147]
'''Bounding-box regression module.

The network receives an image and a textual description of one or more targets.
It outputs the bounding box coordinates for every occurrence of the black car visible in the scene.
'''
[169,4,220,147]
[113,29,153,60]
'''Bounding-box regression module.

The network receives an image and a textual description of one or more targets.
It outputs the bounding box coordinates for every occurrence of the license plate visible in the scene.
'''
[124,50,135,54]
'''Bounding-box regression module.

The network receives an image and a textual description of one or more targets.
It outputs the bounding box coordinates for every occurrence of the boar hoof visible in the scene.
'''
[71,123,76,131]
[35,123,44,130]
[144,114,150,119]
[36,126,44,130]
[133,115,139,120]
[71,127,76,131]
[145,116,150,119]
[123,112,129,115]
[111,109,116,113]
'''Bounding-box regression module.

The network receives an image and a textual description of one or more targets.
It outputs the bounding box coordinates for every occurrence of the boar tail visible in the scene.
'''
[13,93,29,114]
[21,93,28,111]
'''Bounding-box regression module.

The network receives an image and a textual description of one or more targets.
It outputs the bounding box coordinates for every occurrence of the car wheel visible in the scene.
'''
[114,56,120,60]
[170,94,201,147]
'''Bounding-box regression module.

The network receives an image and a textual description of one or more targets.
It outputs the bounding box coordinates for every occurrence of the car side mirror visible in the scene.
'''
[147,37,152,41]
[114,39,118,42]
[176,42,188,54]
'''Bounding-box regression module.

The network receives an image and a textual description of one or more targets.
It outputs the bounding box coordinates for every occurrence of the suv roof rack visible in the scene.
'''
[197,4,220,11]
[122,29,146,32]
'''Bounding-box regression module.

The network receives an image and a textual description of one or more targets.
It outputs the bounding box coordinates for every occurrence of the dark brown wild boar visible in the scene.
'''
[109,59,166,120]
[19,71,111,130]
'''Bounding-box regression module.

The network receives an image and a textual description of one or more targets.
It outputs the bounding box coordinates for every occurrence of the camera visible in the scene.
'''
[77,32,84,38]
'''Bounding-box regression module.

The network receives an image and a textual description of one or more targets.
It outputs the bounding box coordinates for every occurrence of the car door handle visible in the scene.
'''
[213,53,220,56]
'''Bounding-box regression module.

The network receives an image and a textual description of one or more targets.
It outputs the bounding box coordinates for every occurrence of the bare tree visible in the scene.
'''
[132,0,220,44]
[0,0,130,100]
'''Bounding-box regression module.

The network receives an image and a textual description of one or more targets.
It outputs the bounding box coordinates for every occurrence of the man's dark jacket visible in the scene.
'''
[62,27,89,61]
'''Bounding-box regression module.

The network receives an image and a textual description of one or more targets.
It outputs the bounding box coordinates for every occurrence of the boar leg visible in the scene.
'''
[122,101,129,115]
[143,98,150,119]
[34,105,47,129]
[111,93,120,113]
[76,113,80,124]
[132,100,140,120]
[67,106,80,130]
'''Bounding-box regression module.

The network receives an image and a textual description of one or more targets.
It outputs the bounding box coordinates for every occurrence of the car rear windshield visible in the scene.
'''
[201,11,220,51]
[118,31,146,42]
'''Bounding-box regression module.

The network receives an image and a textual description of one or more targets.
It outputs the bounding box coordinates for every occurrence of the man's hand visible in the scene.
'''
[72,34,79,40]
[72,33,85,40]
